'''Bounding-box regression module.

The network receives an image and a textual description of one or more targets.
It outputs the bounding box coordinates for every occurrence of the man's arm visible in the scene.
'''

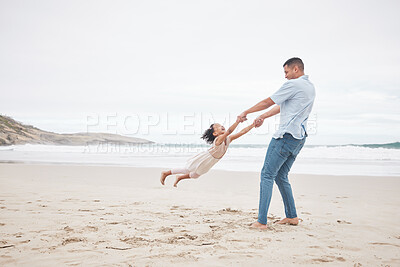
[259,105,280,120]
[254,105,280,127]
[238,97,276,121]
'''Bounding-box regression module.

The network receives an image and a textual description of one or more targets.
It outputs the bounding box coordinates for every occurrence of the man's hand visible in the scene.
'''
[254,115,264,128]
[237,112,247,123]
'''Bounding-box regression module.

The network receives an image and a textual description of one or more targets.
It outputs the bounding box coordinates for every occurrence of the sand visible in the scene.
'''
[0,163,399,266]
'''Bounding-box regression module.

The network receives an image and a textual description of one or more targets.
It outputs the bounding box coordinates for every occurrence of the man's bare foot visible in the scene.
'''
[250,221,269,230]
[275,217,301,225]
[160,171,171,185]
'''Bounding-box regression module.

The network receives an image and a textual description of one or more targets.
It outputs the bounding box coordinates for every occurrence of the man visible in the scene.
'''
[238,57,316,230]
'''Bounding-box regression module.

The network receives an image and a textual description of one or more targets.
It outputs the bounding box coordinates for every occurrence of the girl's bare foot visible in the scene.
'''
[173,175,182,187]
[160,170,171,185]
[250,221,269,230]
[173,174,190,187]
[275,217,302,225]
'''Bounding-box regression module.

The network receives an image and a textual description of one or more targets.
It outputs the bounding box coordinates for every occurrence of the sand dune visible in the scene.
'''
[0,115,152,146]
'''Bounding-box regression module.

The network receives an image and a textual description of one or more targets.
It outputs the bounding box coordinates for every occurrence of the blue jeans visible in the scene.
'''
[258,133,306,225]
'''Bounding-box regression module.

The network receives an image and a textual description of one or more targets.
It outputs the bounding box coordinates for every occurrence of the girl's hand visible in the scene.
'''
[237,112,247,122]
[254,116,264,128]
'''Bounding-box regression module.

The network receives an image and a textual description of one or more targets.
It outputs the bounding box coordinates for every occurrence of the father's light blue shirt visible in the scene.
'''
[270,75,316,140]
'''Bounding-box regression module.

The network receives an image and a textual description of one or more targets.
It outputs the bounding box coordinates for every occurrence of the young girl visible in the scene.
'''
[160,117,254,187]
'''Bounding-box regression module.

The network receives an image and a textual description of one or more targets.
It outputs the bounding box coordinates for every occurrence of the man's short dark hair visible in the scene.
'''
[283,57,304,71]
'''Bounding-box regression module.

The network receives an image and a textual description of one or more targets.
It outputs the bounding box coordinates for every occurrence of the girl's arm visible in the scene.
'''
[215,119,240,146]
[229,122,255,142]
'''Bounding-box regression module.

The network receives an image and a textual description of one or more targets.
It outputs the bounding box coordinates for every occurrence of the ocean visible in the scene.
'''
[0,142,399,177]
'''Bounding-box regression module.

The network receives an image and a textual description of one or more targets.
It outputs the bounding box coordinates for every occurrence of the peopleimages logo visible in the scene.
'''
[83,112,317,154]
[85,112,318,137]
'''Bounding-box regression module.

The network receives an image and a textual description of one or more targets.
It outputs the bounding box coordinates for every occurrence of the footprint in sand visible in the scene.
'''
[170,224,185,228]
[220,208,240,213]
[268,216,281,221]
[84,226,98,232]
[0,244,15,249]
[61,237,86,246]
[166,234,198,244]
[63,226,74,232]
[121,236,151,245]
[14,232,23,238]
[312,258,333,263]
[159,227,174,233]
[183,233,197,240]
[337,220,352,224]
[370,242,400,248]
[313,256,345,262]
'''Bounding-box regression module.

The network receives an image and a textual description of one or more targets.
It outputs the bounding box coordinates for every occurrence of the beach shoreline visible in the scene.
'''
[1,163,399,266]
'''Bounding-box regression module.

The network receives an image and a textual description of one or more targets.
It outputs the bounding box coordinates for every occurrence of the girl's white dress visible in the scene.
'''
[185,136,231,176]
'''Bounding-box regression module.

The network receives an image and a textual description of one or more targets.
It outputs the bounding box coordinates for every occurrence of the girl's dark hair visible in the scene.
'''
[201,124,216,144]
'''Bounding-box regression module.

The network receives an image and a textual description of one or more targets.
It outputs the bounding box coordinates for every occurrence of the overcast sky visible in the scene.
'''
[1,0,399,145]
